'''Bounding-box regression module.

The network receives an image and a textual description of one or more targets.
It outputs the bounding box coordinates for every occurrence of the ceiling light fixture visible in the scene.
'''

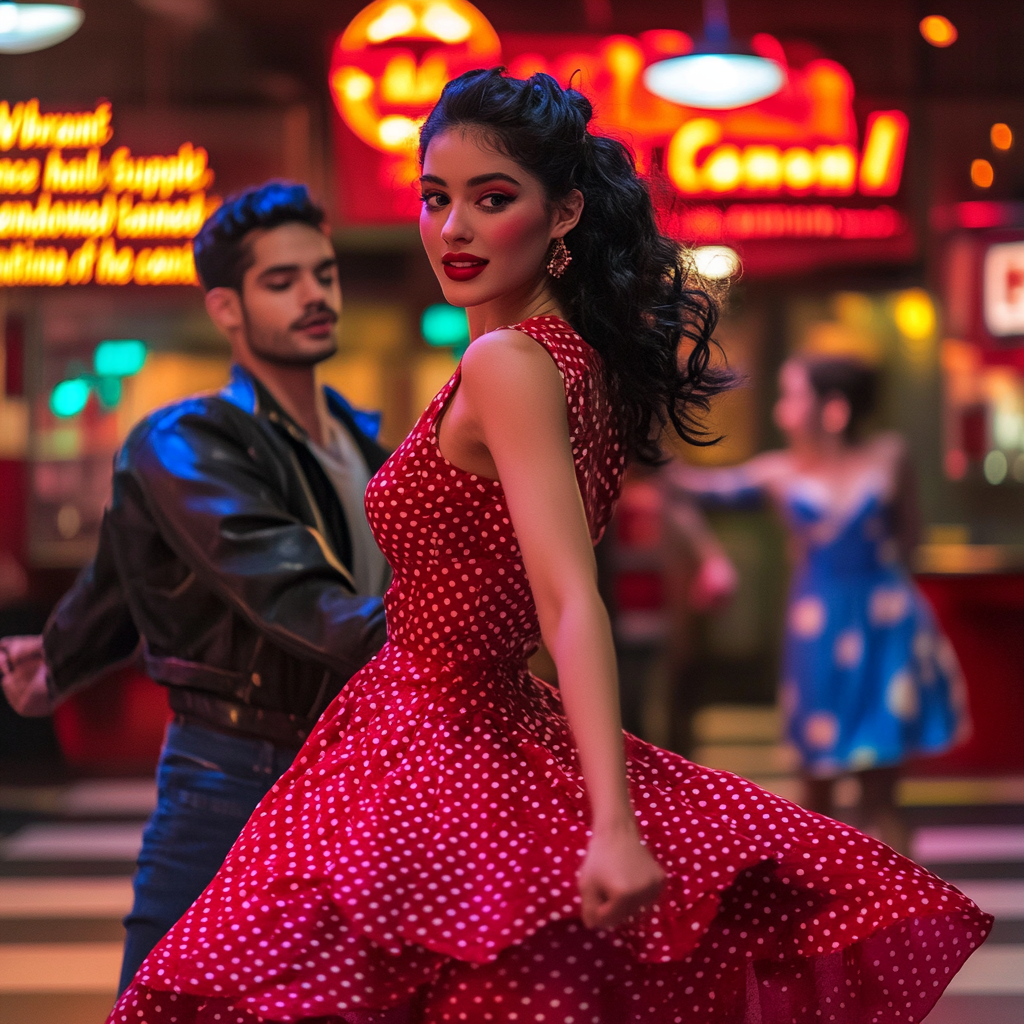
[0,2,83,54]
[643,0,785,111]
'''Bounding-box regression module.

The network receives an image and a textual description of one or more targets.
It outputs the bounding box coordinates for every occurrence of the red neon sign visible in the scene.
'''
[331,2,910,246]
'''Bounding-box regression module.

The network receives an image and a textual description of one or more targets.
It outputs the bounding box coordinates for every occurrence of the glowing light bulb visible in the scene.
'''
[0,3,83,54]
[692,245,740,280]
[644,52,785,110]
[919,15,957,47]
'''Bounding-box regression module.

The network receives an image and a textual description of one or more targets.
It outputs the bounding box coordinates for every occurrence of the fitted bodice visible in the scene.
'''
[782,468,901,577]
[364,315,625,668]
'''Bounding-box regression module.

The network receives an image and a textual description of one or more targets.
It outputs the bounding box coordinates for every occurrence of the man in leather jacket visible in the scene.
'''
[0,182,390,990]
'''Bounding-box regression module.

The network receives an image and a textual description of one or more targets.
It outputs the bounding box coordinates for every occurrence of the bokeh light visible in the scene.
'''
[991,123,1013,151]
[919,15,957,47]
[983,450,1008,485]
[893,289,936,341]
[971,159,994,188]
[692,245,741,281]
[49,377,90,418]
[421,303,470,349]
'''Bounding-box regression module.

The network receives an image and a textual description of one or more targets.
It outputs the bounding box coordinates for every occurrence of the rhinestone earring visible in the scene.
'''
[546,237,571,279]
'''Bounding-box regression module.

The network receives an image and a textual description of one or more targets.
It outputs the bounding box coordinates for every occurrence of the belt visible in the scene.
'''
[167,688,308,750]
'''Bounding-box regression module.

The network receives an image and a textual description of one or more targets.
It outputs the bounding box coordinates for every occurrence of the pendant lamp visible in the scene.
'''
[0,2,84,54]
[643,0,785,110]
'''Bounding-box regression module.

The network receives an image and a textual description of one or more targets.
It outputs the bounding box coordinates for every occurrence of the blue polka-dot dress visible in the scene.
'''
[781,473,967,777]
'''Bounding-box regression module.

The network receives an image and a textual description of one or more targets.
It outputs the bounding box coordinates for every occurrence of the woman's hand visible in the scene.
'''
[578,824,667,930]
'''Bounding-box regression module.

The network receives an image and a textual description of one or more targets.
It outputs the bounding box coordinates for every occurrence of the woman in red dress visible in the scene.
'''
[110,69,990,1024]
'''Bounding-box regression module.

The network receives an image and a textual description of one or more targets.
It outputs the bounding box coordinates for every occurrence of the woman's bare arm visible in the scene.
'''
[447,329,665,929]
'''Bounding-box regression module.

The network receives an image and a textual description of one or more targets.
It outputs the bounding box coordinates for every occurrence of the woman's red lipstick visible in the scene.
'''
[442,251,488,281]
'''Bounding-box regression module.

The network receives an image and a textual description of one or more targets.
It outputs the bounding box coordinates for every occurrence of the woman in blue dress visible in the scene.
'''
[667,354,968,852]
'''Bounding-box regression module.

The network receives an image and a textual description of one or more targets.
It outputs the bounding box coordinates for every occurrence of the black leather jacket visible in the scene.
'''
[43,365,389,746]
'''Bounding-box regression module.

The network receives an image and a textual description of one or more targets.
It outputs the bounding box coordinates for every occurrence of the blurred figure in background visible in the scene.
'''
[666,354,968,852]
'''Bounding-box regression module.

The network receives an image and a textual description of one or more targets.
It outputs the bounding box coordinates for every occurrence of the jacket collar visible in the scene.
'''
[220,364,382,444]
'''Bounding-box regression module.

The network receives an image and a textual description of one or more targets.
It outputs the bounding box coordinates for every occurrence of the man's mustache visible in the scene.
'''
[291,305,339,331]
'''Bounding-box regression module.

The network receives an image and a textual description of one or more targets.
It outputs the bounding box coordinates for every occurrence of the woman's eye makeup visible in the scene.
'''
[480,191,516,209]
[420,190,449,209]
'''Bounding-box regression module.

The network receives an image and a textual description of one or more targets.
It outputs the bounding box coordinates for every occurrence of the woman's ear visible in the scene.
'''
[552,188,584,238]
[821,395,852,437]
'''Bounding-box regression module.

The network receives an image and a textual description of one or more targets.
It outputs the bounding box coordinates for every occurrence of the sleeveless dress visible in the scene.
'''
[109,316,990,1024]
[780,467,968,777]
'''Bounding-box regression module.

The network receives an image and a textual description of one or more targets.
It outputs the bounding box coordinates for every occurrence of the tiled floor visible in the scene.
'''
[1,715,1022,1024]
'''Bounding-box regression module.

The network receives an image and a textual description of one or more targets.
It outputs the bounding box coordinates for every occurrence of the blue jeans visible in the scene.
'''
[119,720,299,993]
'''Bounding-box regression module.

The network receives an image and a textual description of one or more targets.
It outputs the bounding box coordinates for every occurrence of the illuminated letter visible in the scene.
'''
[666,119,721,194]
[96,238,135,286]
[703,145,743,193]
[858,110,908,196]
[742,146,783,192]
[0,102,25,152]
[67,239,97,285]
[782,148,816,191]
[815,145,856,194]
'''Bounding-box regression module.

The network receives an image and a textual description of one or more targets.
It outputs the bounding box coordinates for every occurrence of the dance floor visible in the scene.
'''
[1,710,1022,1024]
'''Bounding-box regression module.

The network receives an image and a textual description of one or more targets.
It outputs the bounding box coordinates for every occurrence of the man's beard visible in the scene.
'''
[243,307,339,366]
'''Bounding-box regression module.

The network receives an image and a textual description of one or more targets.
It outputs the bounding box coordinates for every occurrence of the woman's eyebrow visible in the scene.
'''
[418,172,522,187]
[467,172,521,187]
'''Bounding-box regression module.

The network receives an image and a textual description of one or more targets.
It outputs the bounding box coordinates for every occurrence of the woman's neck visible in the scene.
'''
[465,277,565,340]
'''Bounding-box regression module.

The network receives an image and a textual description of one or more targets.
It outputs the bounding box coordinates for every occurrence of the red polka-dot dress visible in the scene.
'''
[110,317,991,1024]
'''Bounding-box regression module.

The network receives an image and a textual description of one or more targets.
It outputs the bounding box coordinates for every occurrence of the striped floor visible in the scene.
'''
[1,720,1022,1024]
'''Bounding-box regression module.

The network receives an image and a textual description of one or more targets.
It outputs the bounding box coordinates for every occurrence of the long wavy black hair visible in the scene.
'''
[419,68,732,463]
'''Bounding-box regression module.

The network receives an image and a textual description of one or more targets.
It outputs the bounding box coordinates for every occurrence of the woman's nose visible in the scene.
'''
[441,203,471,246]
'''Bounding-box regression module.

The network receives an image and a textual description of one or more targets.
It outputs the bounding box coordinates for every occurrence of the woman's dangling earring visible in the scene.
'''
[547,237,571,279]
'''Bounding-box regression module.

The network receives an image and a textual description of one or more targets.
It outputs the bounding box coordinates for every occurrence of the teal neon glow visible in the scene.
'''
[94,339,147,377]
[421,304,470,350]
[95,376,122,410]
[49,377,90,417]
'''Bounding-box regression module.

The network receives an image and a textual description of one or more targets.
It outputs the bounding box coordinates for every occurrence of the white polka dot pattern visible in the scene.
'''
[108,317,991,1023]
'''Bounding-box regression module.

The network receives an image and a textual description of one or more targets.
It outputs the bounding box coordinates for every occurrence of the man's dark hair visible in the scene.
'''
[193,181,326,292]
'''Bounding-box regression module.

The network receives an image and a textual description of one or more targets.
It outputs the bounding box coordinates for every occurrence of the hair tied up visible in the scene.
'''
[420,68,732,463]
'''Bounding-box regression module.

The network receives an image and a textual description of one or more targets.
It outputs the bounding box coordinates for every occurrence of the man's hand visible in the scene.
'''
[0,635,53,716]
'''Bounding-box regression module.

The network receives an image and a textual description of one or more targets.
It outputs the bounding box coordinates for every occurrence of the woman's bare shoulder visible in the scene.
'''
[460,327,561,391]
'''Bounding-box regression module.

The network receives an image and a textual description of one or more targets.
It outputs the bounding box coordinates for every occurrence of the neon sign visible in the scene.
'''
[331,2,911,246]
[330,0,500,154]
[0,100,219,287]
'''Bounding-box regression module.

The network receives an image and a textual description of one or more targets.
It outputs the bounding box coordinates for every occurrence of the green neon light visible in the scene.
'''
[50,378,90,418]
[95,376,123,410]
[421,304,469,350]
[94,339,147,377]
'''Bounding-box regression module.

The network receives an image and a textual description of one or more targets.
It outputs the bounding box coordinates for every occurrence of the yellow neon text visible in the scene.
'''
[108,144,213,199]
[94,239,197,286]
[0,238,98,286]
[0,100,113,152]
[0,193,117,239]
[116,192,218,239]
[666,117,907,197]
[0,157,41,194]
